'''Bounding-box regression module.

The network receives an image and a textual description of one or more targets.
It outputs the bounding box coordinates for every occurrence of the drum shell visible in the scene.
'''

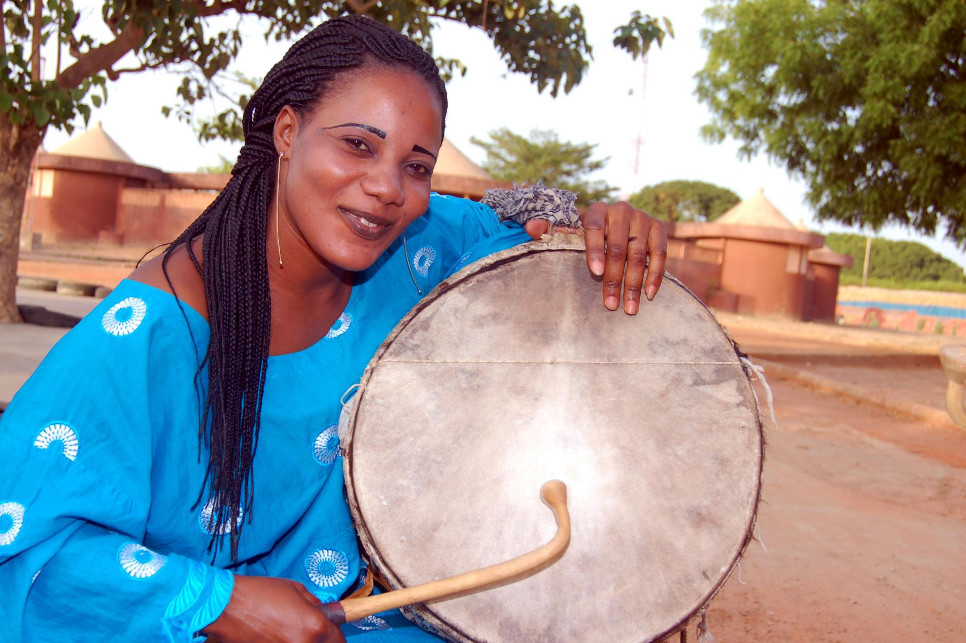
[344,238,764,642]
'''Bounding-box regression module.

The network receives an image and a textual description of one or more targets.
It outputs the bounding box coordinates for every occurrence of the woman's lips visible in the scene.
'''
[339,207,392,240]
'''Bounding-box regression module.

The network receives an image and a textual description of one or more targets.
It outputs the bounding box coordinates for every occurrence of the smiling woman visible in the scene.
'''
[0,14,668,643]
[273,66,444,278]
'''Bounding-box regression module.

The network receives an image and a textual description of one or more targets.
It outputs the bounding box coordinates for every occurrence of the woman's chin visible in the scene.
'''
[322,243,394,274]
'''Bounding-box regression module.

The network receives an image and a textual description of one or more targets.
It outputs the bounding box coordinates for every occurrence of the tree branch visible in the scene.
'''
[55,22,145,89]
[0,0,6,53]
[197,1,258,19]
[110,57,182,78]
[67,31,81,59]
[30,0,42,80]
[55,10,62,76]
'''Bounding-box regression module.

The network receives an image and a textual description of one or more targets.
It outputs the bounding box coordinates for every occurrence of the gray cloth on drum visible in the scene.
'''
[481,182,581,229]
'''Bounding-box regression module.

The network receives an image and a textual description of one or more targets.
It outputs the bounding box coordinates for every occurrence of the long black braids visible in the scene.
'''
[162,15,448,560]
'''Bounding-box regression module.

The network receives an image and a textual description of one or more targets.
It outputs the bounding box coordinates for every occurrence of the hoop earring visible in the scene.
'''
[275,151,284,268]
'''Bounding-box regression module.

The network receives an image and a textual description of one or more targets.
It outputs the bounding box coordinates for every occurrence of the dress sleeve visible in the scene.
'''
[402,194,532,292]
[0,286,232,642]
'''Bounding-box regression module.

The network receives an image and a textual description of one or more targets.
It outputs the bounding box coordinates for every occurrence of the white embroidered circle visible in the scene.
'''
[305,548,349,588]
[199,498,244,535]
[33,423,79,461]
[118,543,167,579]
[351,615,391,631]
[102,297,147,336]
[413,246,436,277]
[0,502,26,546]
[325,312,352,339]
[313,426,340,466]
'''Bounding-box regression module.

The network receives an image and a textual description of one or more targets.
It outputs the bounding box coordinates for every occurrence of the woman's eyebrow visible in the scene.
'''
[322,122,387,139]
[413,144,437,161]
[321,122,436,160]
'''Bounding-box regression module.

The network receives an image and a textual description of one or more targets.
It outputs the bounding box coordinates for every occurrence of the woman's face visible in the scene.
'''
[274,66,443,275]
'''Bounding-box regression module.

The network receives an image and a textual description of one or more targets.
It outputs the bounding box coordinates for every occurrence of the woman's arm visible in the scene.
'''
[202,575,345,643]
[0,283,354,643]
[423,191,667,315]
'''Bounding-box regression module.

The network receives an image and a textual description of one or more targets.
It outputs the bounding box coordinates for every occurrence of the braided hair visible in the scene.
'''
[163,15,448,559]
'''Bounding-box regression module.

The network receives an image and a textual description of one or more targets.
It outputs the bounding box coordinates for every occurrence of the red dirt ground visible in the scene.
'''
[680,323,966,642]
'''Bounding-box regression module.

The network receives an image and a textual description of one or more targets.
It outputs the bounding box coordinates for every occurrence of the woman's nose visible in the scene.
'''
[360,162,404,206]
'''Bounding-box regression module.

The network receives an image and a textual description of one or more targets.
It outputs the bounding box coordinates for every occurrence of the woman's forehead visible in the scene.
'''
[309,66,445,139]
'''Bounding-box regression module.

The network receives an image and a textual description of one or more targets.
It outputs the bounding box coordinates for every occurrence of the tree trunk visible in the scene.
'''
[0,109,44,323]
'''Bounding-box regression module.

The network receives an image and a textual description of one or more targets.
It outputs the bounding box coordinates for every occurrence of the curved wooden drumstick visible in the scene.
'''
[319,480,571,626]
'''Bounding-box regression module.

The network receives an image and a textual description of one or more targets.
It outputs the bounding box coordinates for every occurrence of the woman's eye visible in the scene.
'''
[345,138,371,153]
[409,163,433,178]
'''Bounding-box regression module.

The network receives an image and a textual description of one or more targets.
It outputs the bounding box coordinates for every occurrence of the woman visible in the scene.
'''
[0,15,666,643]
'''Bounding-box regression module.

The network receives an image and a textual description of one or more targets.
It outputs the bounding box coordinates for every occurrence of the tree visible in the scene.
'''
[470,127,615,206]
[825,232,965,283]
[0,2,670,323]
[695,0,966,247]
[628,179,739,222]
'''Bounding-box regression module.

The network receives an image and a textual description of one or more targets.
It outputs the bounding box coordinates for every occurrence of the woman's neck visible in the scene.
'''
[267,249,354,356]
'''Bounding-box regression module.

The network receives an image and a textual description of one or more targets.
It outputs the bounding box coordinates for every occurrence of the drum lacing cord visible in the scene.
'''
[740,356,778,428]
[734,527,769,587]
[338,384,361,443]
[755,521,768,553]
[679,610,715,643]
[740,356,773,562]
[340,383,360,410]
[345,567,376,600]
[696,610,714,642]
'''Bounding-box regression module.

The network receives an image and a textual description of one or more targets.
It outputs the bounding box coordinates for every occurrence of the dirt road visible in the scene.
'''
[694,323,966,642]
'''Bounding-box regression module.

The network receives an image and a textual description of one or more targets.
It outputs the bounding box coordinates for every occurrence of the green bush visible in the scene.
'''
[826,233,965,285]
[838,274,966,293]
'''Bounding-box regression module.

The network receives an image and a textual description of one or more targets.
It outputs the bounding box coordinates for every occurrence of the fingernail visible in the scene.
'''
[625,300,639,315]
[645,285,656,301]
[605,296,619,311]
[591,260,604,276]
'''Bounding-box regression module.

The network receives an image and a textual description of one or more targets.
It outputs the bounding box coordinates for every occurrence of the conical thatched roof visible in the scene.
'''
[434,138,493,180]
[51,122,134,163]
[717,188,797,230]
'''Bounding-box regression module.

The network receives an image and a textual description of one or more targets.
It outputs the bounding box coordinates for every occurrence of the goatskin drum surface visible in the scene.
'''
[344,237,763,642]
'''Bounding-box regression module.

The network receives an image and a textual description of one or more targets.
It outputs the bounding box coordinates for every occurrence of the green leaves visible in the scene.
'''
[30,104,50,127]
[826,232,965,283]
[613,11,673,61]
[471,127,615,207]
[0,1,672,145]
[696,0,966,246]
[628,180,740,223]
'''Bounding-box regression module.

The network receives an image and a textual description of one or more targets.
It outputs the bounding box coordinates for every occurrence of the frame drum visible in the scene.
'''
[343,237,764,642]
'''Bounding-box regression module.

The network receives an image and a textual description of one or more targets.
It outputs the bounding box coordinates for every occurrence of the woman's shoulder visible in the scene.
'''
[128,239,208,322]
[423,193,497,224]
[405,193,503,248]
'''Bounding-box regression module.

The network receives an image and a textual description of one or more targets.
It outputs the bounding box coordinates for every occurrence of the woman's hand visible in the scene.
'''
[524,202,667,315]
[202,575,346,643]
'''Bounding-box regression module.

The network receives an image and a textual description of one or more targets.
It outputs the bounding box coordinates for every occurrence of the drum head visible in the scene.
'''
[344,237,763,642]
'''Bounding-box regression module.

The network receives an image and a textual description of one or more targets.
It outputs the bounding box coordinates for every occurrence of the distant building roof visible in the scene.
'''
[434,138,493,180]
[51,122,135,164]
[717,188,797,230]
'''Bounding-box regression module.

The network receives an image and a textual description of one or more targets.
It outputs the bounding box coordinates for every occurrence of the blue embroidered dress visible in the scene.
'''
[0,195,529,642]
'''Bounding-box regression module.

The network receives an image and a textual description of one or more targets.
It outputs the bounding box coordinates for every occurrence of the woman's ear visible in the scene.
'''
[273,105,299,157]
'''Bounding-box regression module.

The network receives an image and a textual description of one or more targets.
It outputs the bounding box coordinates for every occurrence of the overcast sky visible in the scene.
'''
[39,0,966,269]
